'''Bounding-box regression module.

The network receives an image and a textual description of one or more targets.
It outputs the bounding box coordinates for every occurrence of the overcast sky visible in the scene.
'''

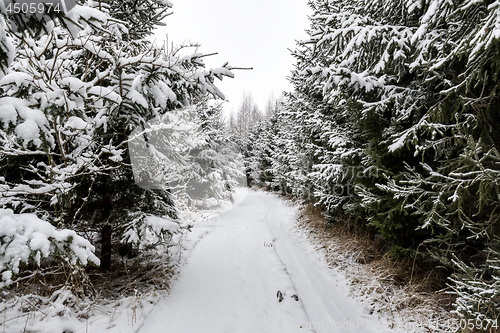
[154,0,311,118]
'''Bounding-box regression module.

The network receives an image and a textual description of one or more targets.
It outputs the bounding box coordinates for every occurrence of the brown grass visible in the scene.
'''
[2,242,179,311]
[295,204,461,332]
[299,205,451,291]
[88,252,177,299]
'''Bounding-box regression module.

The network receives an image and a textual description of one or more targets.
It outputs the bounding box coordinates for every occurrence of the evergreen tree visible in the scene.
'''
[0,0,234,281]
[245,0,500,322]
[181,101,246,207]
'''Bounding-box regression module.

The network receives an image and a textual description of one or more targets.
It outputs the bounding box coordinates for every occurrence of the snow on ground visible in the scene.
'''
[136,189,399,333]
[1,188,406,332]
[294,206,456,332]
[0,190,250,333]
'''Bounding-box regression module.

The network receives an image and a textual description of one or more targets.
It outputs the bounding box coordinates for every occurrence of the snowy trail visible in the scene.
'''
[137,189,393,333]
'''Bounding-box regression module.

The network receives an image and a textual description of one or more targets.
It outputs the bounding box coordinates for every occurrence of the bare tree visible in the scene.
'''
[264,93,284,118]
[230,93,263,137]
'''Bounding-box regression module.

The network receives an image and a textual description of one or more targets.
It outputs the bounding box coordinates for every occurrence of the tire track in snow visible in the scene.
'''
[257,195,317,332]
[258,190,393,333]
[136,189,396,333]
[136,189,314,333]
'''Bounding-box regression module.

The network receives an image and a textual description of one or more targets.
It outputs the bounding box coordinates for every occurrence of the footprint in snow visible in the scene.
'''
[277,290,299,302]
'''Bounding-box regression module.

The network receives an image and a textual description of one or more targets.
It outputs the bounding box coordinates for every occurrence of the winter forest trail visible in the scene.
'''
[137,189,394,333]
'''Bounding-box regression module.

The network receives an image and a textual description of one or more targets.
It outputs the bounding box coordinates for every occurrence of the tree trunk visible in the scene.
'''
[100,193,113,270]
[100,224,112,270]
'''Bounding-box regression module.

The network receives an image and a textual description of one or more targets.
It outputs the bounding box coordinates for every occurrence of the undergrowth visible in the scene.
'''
[295,204,466,332]
[0,236,184,333]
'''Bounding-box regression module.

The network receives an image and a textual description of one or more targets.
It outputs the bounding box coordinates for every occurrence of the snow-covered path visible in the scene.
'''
[138,189,393,333]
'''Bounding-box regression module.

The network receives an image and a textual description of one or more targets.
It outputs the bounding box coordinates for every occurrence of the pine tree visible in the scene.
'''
[179,101,246,207]
[254,0,500,322]
[0,0,235,282]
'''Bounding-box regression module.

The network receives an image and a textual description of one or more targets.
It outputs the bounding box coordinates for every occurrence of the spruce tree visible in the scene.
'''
[255,0,500,322]
[0,0,234,280]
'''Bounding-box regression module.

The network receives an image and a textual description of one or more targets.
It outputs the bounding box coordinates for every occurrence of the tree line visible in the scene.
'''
[0,0,241,289]
[234,0,500,324]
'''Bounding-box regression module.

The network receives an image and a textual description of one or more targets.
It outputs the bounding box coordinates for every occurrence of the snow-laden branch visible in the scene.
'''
[0,209,99,287]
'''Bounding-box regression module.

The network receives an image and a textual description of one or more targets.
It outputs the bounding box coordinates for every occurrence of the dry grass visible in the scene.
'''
[0,241,183,333]
[3,242,179,301]
[295,204,460,332]
[89,250,178,299]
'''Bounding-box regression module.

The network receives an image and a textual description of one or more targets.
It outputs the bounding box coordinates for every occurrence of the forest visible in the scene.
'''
[234,0,500,325]
[1,0,499,329]
[0,0,243,292]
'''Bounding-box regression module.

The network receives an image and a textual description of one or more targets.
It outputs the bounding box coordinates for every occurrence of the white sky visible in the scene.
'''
[154,0,311,118]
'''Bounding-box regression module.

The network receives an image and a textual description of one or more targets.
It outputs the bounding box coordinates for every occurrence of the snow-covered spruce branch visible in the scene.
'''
[0,208,99,287]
